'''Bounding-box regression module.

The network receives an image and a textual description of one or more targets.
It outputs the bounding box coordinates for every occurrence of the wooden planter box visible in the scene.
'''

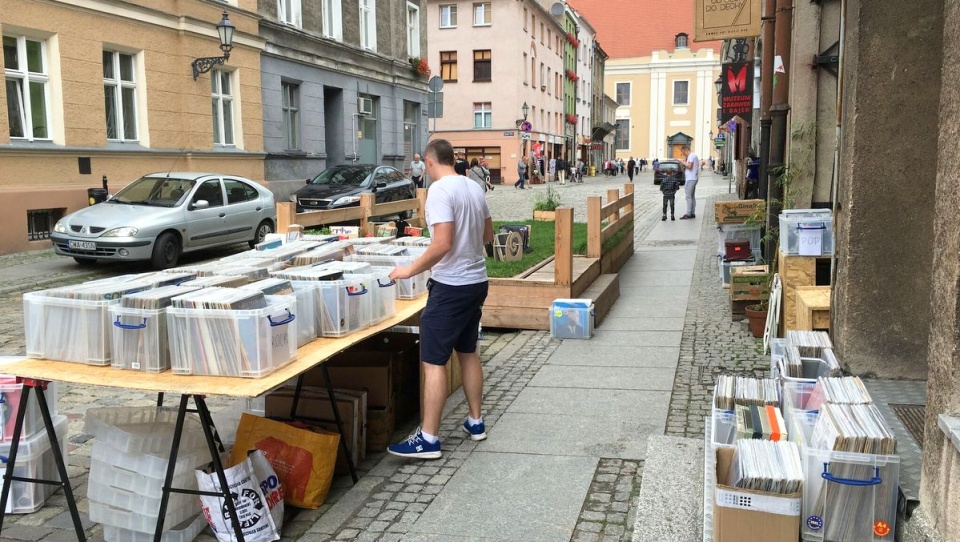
[600,224,635,274]
[533,210,556,221]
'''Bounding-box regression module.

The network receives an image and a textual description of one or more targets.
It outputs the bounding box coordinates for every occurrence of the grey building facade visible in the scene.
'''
[257,0,430,199]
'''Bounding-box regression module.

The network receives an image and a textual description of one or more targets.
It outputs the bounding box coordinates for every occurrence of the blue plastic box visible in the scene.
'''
[549,299,595,339]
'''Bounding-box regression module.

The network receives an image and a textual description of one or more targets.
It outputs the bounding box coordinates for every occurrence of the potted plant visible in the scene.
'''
[408,57,430,78]
[533,187,562,221]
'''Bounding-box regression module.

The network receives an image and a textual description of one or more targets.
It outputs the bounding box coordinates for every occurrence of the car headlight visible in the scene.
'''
[101,227,139,237]
[333,196,361,206]
[53,220,68,234]
[290,195,298,204]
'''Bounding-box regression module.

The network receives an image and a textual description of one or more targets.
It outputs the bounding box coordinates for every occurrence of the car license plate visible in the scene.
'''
[68,240,96,250]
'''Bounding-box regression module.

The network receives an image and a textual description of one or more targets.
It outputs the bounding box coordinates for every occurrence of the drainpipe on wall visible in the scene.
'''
[829,0,847,288]
[767,0,794,260]
[759,0,777,261]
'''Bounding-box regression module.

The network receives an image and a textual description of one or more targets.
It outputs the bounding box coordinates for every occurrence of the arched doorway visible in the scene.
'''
[667,132,693,159]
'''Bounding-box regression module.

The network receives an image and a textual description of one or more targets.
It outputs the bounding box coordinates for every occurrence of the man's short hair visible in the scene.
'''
[681,145,690,151]
[425,139,455,166]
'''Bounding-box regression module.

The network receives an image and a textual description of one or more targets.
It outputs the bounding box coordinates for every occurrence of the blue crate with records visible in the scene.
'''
[549,299,594,339]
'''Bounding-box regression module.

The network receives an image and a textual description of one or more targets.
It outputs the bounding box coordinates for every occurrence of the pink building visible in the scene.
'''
[426,0,567,183]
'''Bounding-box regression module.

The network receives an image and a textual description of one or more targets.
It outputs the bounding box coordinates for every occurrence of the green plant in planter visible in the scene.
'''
[533,187,562,212]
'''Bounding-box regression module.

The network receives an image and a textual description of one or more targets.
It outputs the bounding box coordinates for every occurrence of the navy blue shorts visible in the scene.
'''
[420,278,489,365]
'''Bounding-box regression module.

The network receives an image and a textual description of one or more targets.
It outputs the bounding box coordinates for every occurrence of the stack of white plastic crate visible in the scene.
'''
[85,407,209,541]
[0,375,64,515]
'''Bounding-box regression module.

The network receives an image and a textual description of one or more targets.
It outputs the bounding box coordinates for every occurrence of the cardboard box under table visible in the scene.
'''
[713,447,801,542]
[0,296,427,539]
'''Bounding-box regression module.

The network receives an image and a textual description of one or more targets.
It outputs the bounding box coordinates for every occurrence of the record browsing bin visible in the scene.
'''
[109,306,169,372]
[317,278,370,337]
[347,267,398,325]
[346,255,429,299]
[0,414,68,514]
[166,296,298,378]
[23,291,116,365]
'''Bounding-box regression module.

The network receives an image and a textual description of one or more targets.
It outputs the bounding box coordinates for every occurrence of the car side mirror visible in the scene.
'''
[305,179,311,184]
[191,200,209,210]
[376,181,388,189]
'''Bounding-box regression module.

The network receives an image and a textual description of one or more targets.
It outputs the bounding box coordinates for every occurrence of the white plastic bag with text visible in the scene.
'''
[197,450,285,542]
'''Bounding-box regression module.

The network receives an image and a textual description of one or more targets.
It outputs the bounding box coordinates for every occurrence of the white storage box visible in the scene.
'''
[88,479,196,516]
[769,338,787,372]
[346,255,429,299]
[89,440,206,495]
[84,407,207,455]
[110,306,170,372]
[167,296,297,378]
[716,223,763,257]
[801,448,899,541]
[0,378,58,442]
[347,267,398,325]
[0,414,68,514]
[779,209,834,256]
[23,291,116,365]
[781,386,818,448]
[89,499,196,534]
[317,279,370,337]
[103,514,207,542]
[549,299,594,340]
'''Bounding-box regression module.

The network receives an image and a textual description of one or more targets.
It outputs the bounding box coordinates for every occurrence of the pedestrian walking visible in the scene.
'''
[480,159,494,191]
[386,138,493,459]
[652,158,660,170]
[454,151,468,176]
[410,154,426,188]
[515,156,528,189]
[627,157,636,182]
[678,145,700,219]
[557,157,567,185]
[466,158,488,192]
[660,169,679,221]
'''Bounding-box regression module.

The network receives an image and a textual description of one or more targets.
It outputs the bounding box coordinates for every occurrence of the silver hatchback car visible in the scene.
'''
[51,172,277,269]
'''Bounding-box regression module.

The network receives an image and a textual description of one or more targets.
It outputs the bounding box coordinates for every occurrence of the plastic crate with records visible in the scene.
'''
[165,288,297,378]
[0,414,68,514]
[241,278,319,347]
[711,374,784,449]
[109,285,203,372]
[273,264,372,338]
[345,254,430,299]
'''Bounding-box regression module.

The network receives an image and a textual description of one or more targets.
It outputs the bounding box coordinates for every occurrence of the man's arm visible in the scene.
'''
[389,222,453,280]
[483,217,494,245]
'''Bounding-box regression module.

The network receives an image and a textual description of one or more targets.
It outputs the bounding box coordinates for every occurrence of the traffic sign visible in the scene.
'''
[521,121,532,133]
[428,76,444,92]
[521,133,532,140]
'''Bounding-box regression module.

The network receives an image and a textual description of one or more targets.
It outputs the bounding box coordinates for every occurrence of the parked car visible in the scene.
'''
[51,173,276,269]
[291,165,416,214]
[653,160,685,186]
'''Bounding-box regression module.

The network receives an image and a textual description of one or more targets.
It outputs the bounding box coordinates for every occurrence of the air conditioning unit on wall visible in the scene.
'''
[358,97,374,115]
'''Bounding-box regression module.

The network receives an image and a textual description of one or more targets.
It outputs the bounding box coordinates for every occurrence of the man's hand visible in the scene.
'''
[390,266,414,280]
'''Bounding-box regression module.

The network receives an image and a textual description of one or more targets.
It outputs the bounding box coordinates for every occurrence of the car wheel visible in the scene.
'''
[151,232,181,270]
[73,257,97,266]
[250,220,274,249]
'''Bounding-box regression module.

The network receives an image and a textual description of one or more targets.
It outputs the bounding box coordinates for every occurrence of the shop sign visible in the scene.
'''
[714,138,726,148]
[694,0,762,42]
[720,61,754,124]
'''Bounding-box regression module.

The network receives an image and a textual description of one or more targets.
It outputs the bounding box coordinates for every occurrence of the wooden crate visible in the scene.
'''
[796,286,831,332]
[730,265,770,301]
[777,250,830,334]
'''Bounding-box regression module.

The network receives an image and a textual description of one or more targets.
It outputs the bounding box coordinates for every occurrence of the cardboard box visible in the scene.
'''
[318,362,392,410]
[265,386,366,475]
[713,447,800,542]
[366,403,396,452]
[730,265,770,301]
[715,200,765,224]
[329,332,421,420]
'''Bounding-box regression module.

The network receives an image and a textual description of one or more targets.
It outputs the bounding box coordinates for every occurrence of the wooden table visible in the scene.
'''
[0,297,427,542]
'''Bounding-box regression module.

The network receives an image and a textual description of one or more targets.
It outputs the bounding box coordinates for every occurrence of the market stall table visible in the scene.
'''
[0,296,427,542]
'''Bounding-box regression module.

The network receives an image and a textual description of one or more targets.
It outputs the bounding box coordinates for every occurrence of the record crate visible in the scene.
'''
[166,296,297,378]
[0,377,58,442]
[800,448,900,541]
[0,414,68,514]
[84,406,207,455]
[347,267,398,325]
[346,254,429,299]
[23,291,116,365]
[103,514,206,542]
[779,209,834,256]
[109,306,170,372]
[549,299,595,340]
[317,278,371,337]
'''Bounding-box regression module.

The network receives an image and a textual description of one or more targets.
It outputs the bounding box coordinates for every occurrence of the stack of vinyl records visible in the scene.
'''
[714,374,781,410]
[272,266,344,282]
[391,237,432,247]
[728,439,803,494]
[809,403,896,454]
[177,275,252,288]
[287,241,355,267]
[781,345,842,379]
[809,376,873,408]
[110,285,202,372]
[241,278,318,347]
[735,404,788,441]
[356,244,408,256]
[785,330,833,357]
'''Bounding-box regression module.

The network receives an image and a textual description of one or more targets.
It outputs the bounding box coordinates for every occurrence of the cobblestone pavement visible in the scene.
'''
[0,171,735,541]
[663,192,769,440]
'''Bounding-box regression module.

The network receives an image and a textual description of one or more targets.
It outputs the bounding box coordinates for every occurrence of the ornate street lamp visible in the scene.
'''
[192,12,236,80]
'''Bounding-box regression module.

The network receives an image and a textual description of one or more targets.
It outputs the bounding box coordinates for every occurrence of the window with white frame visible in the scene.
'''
[407,3,420,57]
[211,69,235,146]
[473,102,491,128]
[473,2,491,26]
[322,0,343,40]
[615,82,630,106]
[278,0,302,27]
[102,50,138,142]
[4,35,50,140]
[360,0,377,50]
[673,80,689,105]
[615,119,630,150]
[439,4,457,28]
[281,82,300,150]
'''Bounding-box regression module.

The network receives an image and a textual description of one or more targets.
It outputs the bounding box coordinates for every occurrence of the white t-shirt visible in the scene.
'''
[425,175,491,286]
[410,160,426,177]
[684,152,700,182]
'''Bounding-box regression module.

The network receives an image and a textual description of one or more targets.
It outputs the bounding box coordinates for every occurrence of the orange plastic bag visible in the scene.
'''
[230,413,339,509]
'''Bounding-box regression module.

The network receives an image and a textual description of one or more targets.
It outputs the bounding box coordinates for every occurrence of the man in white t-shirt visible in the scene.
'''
[410,154,426,188]
[387,138,494,460]
[678,144,701,219]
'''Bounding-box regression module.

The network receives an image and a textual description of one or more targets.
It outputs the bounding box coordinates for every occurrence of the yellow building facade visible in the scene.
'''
[0,0,265,254]
[605,47,720,164]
